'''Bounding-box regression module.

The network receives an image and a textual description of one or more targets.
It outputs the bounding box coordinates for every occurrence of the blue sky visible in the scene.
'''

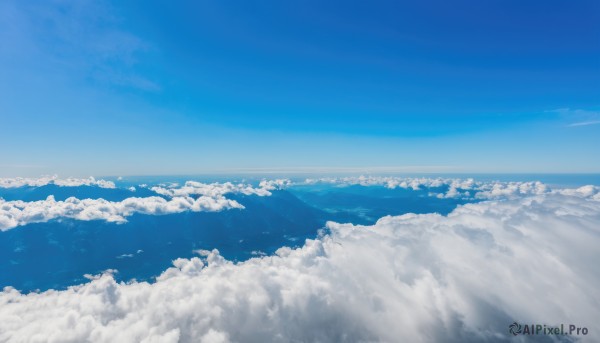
[0,0,599,176]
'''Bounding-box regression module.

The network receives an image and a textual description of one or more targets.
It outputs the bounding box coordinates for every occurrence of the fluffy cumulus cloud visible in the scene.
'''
[258,179,293,190]
[1,191,599,342]
[150,179,291,198]
[0,195,243,231]
[0,176,115,189]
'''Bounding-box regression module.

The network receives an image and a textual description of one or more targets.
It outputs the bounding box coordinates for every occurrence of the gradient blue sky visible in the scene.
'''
[1,0,599,176]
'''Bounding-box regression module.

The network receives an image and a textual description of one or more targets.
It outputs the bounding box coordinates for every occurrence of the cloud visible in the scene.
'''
[303,176,600,201]
[0,195,243,231]
[258,179,293,190]
[150,179,291,198]
[0,176,115,189]
[470,181,549,199]
[304,176,560,200]
[548,108,600,127]
[1,191,599,342]
[567,120,600,127]
[305,175,481,192]
[0,179,291,231]
[116,254,134,259]
[2,176,594,252]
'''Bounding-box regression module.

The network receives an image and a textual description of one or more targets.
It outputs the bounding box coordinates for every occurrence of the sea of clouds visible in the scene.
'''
[1,178,599,342]
[4,175,599,232]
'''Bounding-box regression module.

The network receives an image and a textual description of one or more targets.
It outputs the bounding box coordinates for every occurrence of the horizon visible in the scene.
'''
[3,169,600,179]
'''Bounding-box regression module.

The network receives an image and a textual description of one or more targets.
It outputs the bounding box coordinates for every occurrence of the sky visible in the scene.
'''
[0,0,599,177]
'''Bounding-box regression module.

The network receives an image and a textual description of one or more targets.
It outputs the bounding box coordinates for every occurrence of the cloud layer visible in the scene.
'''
[3,177,598,233]
[305,175,600,200]
[0,195,243,231]
[0,176,115,189]
[0,180,292,231]
[1,191,598,342]
[150,179,291,198]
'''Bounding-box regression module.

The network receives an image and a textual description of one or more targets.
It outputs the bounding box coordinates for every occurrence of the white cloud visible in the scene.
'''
[567,120,600,127]
[1,191,598,342]
[258,179,293,190]
[0,195,243,231]
[306,175,476,191]
[116,254,134,259]
[0,176,115,189]
[305,176,577,200]
[0,179,293,231]
[151,179,291,198]
[471,181,549,199]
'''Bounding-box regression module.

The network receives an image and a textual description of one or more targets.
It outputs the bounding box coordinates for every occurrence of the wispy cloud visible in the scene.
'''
[567,120,600,127]
[548,108,600,128]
